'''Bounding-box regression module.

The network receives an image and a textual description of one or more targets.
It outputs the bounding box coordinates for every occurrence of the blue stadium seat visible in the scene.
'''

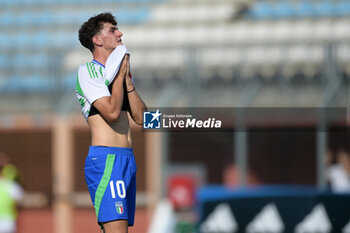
[0,55,9,69]
[61,72,77,90]
[0,13,13,27]
[314,0,336,17]
[0,7,151,27]
[49,33,78,49]
[248,0,350,19]
[0,34,10,49]
[31,32,50,49]
[336,1,350,17]
[0,0,170,95]
[17,12,34,27]
[0,1,16,7]
[3,0,170,4]
[273,1,295,19]
[27,74,54,92]
[116,8,150,24]
[12,55,27,69]
[10,53,49,71]
[295,1,317,18]
[1,76,20,93]
[5,74,54,93]
[250,2,274,20]
[0,75,8,92]
[31,54,50,70]
[9,32,34,50]
[32,12,54,26]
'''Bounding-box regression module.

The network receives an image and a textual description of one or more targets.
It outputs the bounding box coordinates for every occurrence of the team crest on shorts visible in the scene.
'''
[115,201,124,214]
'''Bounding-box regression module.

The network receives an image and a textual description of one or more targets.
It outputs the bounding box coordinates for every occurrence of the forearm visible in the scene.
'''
[109,55,129,119]
[128,91,147,125]
[108,78,125,120]
[126,78,147,125]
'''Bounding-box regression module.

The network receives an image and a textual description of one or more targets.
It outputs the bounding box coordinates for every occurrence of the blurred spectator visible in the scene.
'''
[0,152,23,233]
[223,164,261,187]
[326,149,350,193]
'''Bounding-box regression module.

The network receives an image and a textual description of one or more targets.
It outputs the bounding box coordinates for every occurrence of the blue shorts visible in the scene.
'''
[84,146,137,227]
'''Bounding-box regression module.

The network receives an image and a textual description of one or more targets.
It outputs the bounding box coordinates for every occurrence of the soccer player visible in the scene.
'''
[76,13,146,233]
[0,152,23,233]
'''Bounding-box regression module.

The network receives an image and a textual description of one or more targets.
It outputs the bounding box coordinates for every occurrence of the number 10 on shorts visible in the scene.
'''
[110,180,126,199]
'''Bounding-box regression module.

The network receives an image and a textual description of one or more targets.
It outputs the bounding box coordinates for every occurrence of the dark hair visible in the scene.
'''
[78,12,117,52]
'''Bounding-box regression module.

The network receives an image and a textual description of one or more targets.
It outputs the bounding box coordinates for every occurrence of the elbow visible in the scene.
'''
[107,112,120,123]
[133,112,144,125]
[134,118,143,125]
[134,106,147,125]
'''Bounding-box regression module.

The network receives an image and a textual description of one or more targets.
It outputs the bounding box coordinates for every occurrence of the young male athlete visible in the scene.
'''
[76,13,146,233]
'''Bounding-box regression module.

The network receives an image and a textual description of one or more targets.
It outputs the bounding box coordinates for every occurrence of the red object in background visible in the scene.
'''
[168,175,196,210]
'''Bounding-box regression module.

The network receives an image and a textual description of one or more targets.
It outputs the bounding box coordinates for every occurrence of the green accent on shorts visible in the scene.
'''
[94,154,116,219]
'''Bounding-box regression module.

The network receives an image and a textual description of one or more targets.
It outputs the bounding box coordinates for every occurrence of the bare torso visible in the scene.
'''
[87,111,132,147]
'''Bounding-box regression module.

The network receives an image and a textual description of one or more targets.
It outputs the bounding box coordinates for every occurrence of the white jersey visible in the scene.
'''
[76,60,109,119]
[75,45,129,119]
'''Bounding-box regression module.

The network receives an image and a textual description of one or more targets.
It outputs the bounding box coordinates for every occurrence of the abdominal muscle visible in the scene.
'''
[87,111,132,148]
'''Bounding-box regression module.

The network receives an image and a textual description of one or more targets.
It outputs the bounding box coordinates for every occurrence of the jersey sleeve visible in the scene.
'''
[77,64,111,104]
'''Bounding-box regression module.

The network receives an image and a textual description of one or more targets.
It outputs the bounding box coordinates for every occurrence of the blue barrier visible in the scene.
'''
[197,185,350,232]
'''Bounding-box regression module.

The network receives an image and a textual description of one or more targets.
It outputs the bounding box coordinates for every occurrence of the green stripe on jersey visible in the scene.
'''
[99,66,103,76]
[76,73,84,97]
[94,154,116,219]
[89,63,97,79]
[86,62,94,79]
[92,63,99,78]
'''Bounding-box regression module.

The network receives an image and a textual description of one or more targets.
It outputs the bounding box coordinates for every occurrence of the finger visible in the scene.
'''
[121,55,128,68]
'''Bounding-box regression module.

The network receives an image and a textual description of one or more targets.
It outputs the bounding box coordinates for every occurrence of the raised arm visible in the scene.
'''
[93,55,129,122]
[125,62,147,125]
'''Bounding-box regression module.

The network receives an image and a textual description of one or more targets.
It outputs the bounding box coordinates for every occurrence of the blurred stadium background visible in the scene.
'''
[1,0,350,232]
